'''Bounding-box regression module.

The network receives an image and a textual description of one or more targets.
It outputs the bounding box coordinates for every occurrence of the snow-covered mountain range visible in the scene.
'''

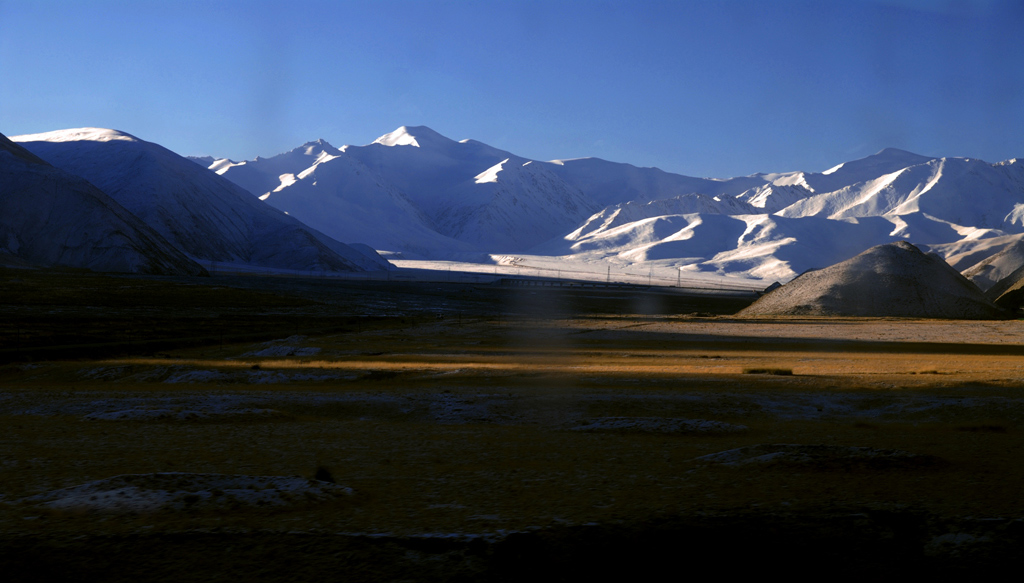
[12,129,389,273]
[198,126,1024,282]
[202,126,597,258]
[6,120,1019,284]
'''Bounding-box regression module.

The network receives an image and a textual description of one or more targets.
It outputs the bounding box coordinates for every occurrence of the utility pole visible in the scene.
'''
[606,265,610,284]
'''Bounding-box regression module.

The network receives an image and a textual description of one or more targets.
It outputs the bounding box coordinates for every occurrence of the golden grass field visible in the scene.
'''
[2,270,1024,580]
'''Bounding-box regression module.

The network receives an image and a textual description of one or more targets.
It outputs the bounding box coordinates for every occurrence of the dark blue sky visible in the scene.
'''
[1,0,1021,177]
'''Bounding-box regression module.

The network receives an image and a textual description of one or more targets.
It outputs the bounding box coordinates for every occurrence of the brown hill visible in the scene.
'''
[739,242,1004,319]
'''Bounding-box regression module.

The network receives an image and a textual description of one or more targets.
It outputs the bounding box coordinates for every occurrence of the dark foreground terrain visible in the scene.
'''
[2,268,1024,580]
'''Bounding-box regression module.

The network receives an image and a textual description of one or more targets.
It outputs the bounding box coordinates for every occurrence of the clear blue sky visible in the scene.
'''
[1,0,1021,177]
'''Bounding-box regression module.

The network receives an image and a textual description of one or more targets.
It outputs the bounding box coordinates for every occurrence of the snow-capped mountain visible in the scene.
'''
[734,184,813,213]
[434,158,597,250]
[350,127,599,251]
[565,194,759,242]
[239,141,475,258]
[777,156,1024,231]
[208,126,598,255]
[327,126,518,221]
[0,131,205,275]
[958,235,1024,291]
[14,129,388,272]
[548,148,1024,280]
[198,125,1023,283]
[193,139,345,201]
[544,157,769,208]
[921,234,1024,272]
[539,206,902,281]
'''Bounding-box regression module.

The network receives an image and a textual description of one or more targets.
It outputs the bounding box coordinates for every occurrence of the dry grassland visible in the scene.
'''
[2,270,1024,579]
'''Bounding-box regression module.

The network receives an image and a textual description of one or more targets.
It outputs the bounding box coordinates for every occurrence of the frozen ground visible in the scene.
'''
[76,364,350,385]
[1,384,1018,426]
[82,407,284,421]
[243,335,322,357]
[20,473,351,513]
[569,417,748,434]
[692,444,943,468]
[4,315,1024,577]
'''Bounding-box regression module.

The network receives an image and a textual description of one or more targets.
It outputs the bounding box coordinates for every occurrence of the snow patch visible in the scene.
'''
[474,159,509,184]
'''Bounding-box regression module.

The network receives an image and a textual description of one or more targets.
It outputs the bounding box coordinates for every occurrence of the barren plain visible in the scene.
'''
[2,270,1024,580]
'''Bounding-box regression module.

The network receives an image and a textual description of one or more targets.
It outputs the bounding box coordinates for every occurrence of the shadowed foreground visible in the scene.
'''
[3,269,1024,580]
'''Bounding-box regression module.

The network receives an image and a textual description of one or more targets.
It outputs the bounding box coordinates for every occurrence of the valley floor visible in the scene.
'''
[2,269,1024,580]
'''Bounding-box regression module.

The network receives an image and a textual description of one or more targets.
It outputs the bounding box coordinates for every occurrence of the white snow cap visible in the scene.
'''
[372,125,451,148]
[13,127,141,143]
[374,126,423,147]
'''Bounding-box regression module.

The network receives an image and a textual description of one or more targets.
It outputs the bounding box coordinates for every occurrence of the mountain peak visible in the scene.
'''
[302,138,334,148]
[294,138,340,157]
[873,147,927,159]
[372,125,452,148]
[854,147,936,169]
[815,147,935,180]
[12,127,141,144]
